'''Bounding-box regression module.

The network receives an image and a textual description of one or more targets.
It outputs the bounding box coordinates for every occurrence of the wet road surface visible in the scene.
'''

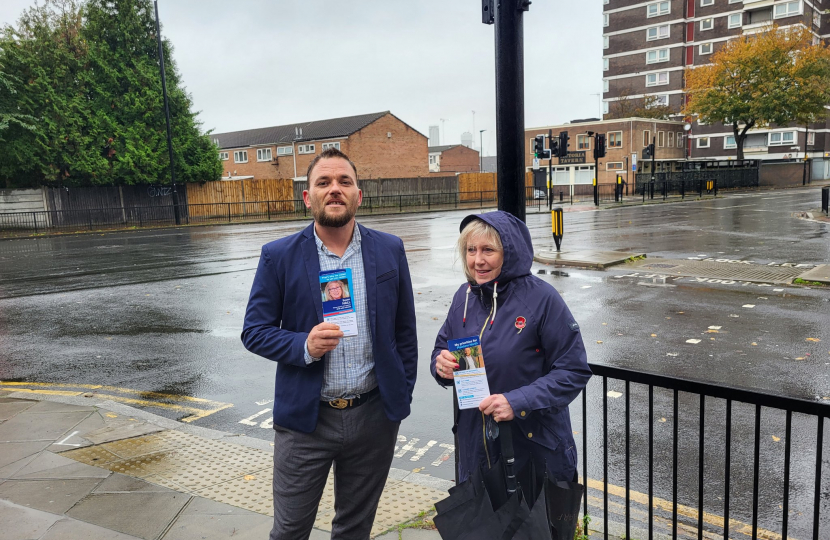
[1,188,829,538]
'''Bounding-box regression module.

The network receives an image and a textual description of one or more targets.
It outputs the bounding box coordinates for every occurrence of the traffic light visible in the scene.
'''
[642,143,654,159]
[549,138,559,157]
[557,131,569,158]
[594,134,606,159]
[533,135,545,158]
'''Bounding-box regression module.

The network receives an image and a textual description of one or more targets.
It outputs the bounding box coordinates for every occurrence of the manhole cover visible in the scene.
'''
[629,259,806,284]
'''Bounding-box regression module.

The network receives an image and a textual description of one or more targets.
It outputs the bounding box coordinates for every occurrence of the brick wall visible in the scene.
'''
[347,114,429,179]
[759,162,807,188]
[437,146,480,173]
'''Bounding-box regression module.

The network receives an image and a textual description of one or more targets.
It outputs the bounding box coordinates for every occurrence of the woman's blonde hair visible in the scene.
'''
[457,219,503,283]
[323,280,350,300]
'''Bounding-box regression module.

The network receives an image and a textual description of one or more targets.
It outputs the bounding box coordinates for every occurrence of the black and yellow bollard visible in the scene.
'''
[551,207,564,251]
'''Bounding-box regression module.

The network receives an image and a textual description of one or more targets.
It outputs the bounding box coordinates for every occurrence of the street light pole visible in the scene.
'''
[153,0,180,225]
[479,129,486,172]
[491,0,530,222]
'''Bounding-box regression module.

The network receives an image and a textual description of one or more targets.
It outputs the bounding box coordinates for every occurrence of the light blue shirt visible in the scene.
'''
[304,225,376,400]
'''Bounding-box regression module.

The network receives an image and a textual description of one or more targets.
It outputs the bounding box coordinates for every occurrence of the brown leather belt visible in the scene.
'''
[322,387,379,410]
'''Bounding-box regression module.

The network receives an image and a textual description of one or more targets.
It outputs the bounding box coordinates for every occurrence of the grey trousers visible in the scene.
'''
[269,392,400,540]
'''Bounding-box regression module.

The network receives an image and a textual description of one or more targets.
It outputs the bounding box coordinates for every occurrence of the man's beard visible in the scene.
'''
[311,198,358,228]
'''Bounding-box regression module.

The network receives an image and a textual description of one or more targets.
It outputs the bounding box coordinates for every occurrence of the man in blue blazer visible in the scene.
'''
[242,148,417,540]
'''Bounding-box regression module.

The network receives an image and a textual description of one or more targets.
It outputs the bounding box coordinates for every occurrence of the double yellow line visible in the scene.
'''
[0,381,233,422]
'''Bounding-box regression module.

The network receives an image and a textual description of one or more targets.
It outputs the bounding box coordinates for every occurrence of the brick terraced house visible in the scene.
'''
[428,145,481,174]
[211,111,429,180]
[603,0,830,178]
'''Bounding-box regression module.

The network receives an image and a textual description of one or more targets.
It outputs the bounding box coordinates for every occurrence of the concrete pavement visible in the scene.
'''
[0,393,446,540]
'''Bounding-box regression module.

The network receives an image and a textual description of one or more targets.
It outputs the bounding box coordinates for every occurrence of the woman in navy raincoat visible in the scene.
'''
[431,211,592,483]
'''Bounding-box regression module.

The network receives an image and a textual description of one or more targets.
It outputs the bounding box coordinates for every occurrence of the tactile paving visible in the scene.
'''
[630,259,808,284]
[62,429,445,533]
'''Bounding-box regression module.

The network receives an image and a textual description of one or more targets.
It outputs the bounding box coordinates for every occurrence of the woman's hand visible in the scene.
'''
[435,350,459,380]
[479,394,514,422]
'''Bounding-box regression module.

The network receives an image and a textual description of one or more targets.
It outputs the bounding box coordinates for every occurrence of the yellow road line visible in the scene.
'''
[0,382,233,422]
[583,477,791,540]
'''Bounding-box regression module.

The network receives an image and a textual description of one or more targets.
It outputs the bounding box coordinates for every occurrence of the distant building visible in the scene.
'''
[429,125,440,146]
[480,156,497,173]
[212,111,428,180]
[428,145,480,174]
[461,132,474,149]
[526,117,685,186]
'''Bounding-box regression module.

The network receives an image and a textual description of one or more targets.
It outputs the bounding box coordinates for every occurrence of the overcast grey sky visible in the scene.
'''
[0,1,603,156]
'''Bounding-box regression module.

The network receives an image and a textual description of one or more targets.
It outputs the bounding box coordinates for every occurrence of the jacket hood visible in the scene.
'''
[460,211,534,286]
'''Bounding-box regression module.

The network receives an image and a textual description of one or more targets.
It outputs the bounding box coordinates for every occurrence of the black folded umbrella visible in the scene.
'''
[435,419,586,540]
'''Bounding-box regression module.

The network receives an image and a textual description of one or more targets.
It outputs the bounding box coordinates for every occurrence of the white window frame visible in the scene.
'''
[577,135,591,150]
[668,131,675,147]
[700,0,714,5]
[606,162,624,171]
[429,155,437,164]
[678,133,685,148]
[724,135,737,149]
[321,142,341,151]
[646,48,670,64]
[647,94,669,108]
[603,101,610,115]
[643,130,651,147]
[646,25,670,41]
[256,148,272,162]
[277,146,293,156]
[768,131,796,146]
[604,13,609,27]
[603,58,609,71]
[646,72,669,86]
[647,1,670,17]
[699,42,713,55]
[298,144,316,154]
[808,132,816,146]
[728,13,742,28]
[696,137,710,148]
[604,79,610,92]
[234,150,248,163]
[604,36,609,49]
[774,1,802,19]
[657,131,665,147]
[608,131,623,148]
[219,151,228,161]
[700,18,714,31]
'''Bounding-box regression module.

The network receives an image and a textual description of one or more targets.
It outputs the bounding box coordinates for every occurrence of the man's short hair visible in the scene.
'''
[306,148,358,182]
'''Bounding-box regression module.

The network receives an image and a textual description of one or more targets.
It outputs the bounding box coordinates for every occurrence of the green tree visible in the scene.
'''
[0,0,220,187]
[684,25,830,160]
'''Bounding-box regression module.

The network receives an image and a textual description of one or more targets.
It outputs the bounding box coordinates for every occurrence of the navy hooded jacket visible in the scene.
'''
[430,211,591,483]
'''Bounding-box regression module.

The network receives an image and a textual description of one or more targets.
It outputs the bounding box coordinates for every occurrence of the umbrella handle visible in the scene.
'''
[498,419,517,494]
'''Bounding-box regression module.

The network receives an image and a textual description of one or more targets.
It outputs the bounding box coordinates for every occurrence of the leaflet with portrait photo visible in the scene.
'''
[448,336,490,410]
[319,269,358,337]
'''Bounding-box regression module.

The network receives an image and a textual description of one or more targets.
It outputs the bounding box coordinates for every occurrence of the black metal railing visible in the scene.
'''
[636,166,759,193]
[0,190,551,234]
[582,363,829,540]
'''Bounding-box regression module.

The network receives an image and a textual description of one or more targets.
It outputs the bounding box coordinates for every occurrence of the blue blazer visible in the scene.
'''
[241,222,418,433]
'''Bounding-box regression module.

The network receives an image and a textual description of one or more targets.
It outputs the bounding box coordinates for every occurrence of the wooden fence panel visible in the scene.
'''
[185,179,293,217]
[458,173,496,201]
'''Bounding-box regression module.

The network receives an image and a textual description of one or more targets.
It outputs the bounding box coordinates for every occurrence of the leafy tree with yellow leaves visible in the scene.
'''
[684,25,830,160]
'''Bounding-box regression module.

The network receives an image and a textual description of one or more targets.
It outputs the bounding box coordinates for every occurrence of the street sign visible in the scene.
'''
[559,151,586,165]
[532,158,540,170]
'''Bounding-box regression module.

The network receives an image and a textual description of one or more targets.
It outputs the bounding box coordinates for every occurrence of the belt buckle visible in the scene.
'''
[329,398,349,409]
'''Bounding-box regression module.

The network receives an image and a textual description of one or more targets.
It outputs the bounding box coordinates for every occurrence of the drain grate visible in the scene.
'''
[630,259,807,284]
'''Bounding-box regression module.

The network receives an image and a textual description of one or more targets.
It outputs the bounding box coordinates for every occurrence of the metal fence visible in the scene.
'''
[582,363,829,540]
[636,166,759,194]
[0,188,548,233]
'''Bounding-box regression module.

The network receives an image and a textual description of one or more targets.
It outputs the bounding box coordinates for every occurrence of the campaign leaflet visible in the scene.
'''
[319,269,358,337]
[448,336,490,410]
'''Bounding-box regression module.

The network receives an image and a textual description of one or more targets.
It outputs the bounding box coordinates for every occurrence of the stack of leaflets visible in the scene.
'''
[448,336,490,410]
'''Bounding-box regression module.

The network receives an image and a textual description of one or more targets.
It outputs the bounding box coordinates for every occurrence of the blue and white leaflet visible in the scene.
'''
[448,336,490,410]
[319,269,358,337]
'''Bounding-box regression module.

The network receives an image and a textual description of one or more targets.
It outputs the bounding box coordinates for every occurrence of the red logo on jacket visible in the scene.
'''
[515,316,526,332]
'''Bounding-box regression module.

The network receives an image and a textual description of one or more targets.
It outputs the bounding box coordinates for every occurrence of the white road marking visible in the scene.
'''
[55,430,81,447]
[431,444,455,467]
[239,408,270,426]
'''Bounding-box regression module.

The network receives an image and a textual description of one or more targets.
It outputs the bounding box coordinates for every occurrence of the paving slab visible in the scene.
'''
[628,258,811,284]
[5,451,109,481]
[66,491,191,540]
[0,499,62,540]
[796,264,830,284]
[41,517,145,540]
[534,249,645,269]
[0,477,103,514]
[0,440,52,469]
[0,411,93,442]
[93,472,175,494]
[162,496,273,540]
[0,398,37,421]
[80,420,166,446]
[24,400,97,415]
